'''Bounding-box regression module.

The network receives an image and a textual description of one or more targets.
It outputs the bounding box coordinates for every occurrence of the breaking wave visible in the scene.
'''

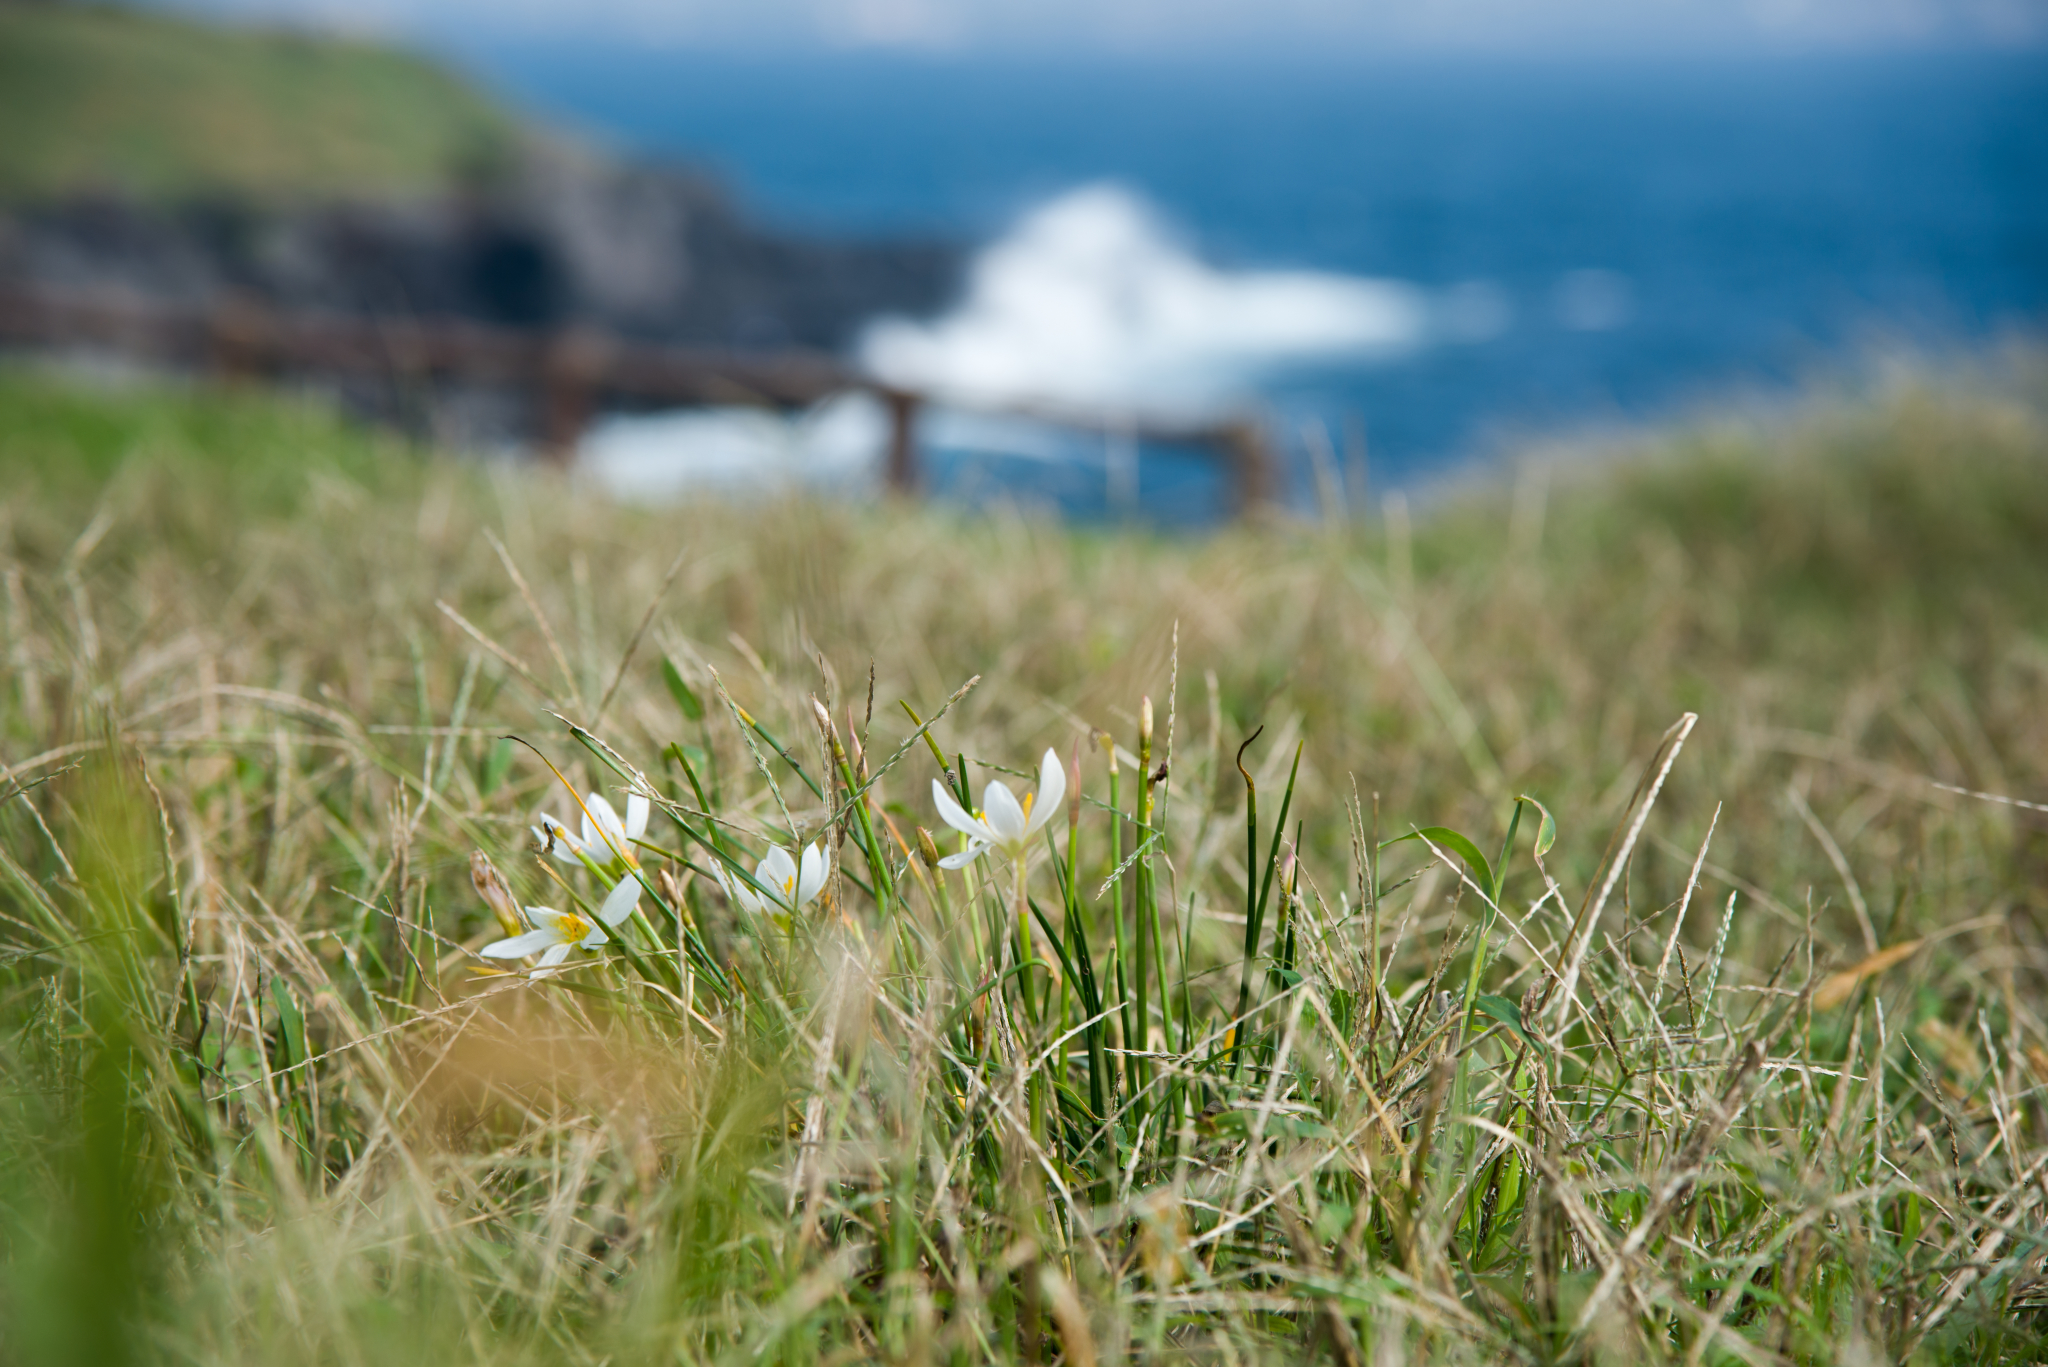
[859,183,1429,414]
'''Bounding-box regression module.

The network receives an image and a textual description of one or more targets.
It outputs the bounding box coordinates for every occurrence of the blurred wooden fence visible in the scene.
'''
[0,285,1275,515]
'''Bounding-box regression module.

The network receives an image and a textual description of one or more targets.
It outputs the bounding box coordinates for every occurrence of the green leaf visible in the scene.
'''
[1472,993,1543,1052]
[662,656,704,721]
[480,736,515,796]
[1212,1109,1336,1141]
[1328,987,1355,1036]
[1385,826,1495,902]
[1516,794,1558,859]
[1273,1114,1337,1141]
[271,978,307,1067]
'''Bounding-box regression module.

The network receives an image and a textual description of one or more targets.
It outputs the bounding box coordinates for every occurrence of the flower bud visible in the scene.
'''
[811,694,847,762]
[846,709,869,784]
[470,851,524,936]
[916,826,941,869]
[1140,695,1154,746]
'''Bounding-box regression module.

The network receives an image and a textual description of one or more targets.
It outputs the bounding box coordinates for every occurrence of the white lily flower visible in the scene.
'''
[532,790,650,869]
[479,876,642,970]
[930,748,1067,869]
[714,841,831,924]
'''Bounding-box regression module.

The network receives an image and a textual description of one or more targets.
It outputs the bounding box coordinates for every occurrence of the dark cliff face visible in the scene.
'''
[0,148,963,354]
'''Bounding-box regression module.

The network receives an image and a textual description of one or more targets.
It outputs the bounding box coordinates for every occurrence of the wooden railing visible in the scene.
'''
[0,285,1275,515]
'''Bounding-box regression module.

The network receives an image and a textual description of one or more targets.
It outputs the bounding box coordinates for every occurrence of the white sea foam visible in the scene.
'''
[860,183,1430,414]
[580,391,887,501]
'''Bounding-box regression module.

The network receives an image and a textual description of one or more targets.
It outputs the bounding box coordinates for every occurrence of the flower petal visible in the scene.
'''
[625,793,650,840]
[584,794,626,856]
[932,779,995,842]
[982,780,1027,845]
[1024,747,1066,838]
[597,876,641,927]
[578,921,610,948]
[713,863,764,918]
[757,847,800,909]
[757,845,798,893]
[481,928,557,959]
[938,843,990,870]
[538,942,574,968]
[796,842,830,907]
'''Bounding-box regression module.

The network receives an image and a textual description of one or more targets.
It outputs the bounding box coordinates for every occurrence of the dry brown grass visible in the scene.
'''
[0,361,2045,1364]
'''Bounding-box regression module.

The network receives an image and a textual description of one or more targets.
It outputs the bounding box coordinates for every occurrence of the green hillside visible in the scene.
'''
[0,2,522,200]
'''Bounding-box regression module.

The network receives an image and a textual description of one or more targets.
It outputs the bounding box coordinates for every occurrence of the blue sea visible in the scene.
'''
[447,43,2048,519]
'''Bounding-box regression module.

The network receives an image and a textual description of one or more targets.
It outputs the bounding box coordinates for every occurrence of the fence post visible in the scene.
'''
[1220,418,1275,518]
[881,387,922,494]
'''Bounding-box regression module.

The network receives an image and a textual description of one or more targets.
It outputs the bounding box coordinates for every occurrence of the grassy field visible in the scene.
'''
[0,3,520,201]
[0,359,2045,1364]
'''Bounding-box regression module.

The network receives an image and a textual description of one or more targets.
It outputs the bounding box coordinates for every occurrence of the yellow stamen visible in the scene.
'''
[560,914,591,942]
[1021,792,1035,821]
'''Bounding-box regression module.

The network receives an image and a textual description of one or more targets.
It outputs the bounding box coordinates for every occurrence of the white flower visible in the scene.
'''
[930,748,1066,869]
[479,877,642,970]
[533,791,649,869]
[714,841,830,923]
